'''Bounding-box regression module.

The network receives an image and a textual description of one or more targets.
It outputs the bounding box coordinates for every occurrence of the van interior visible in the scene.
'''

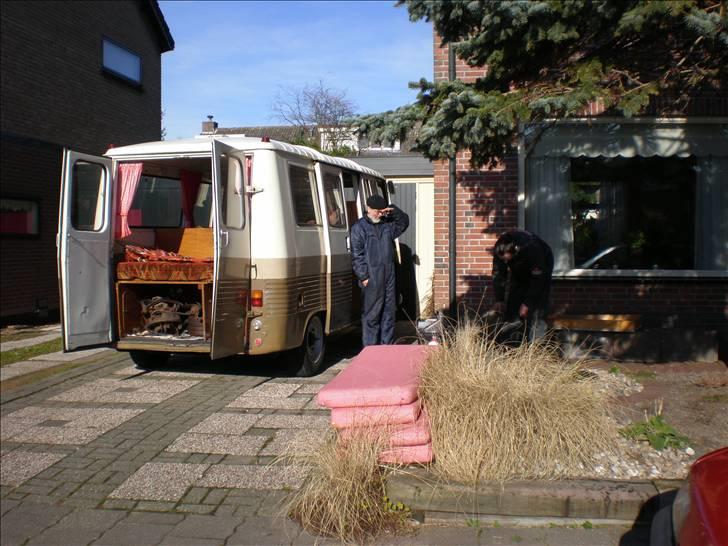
[113,157,215,346]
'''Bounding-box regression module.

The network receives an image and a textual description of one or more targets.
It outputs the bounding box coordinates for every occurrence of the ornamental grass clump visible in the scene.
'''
[420,322,616,482]
[284,427,409,544]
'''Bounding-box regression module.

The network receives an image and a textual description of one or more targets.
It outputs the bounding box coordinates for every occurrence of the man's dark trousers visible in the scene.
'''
[361,262,396,346]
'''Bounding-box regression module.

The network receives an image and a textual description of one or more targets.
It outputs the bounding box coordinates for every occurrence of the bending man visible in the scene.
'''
[351,194,409,346]
[491,230,554,342]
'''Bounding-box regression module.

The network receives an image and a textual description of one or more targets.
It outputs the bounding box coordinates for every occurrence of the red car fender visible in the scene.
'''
[679,446,728,546]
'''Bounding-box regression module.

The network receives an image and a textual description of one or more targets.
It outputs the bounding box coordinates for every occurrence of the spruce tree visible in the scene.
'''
[356,0,727,167]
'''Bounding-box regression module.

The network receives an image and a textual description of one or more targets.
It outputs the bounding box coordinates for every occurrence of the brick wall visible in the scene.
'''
[1,1,167,320]
[431,31,728,333]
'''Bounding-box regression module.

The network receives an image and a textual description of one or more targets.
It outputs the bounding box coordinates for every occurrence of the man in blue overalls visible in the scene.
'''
[351,194,410,346]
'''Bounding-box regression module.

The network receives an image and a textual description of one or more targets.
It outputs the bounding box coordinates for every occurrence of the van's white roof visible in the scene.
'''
[105,135,384,178]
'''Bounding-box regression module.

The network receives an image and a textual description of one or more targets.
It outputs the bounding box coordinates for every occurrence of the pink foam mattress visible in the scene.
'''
[339,409,430,446]
[317,345,433,408]
[379,443,433,465]
[330,399,421,429]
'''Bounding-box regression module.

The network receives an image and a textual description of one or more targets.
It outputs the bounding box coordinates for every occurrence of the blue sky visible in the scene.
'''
[159,1,433,140]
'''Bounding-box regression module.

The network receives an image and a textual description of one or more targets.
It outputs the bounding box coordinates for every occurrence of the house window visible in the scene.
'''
[289,165,320,226]
[570,157,696,269]
[524,122,728,272]
[0,198,39,236]
[102,38,141,84]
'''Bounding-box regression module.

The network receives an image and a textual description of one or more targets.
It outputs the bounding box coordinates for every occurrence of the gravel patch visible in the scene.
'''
[188,413,261,435]
[110,463,209,501]
[50,378,200,403]
[1,407,144,445]
[260,429,330,456]
[256,414,330,429]
[0,450,66,486]
[198,464,308,490]
[166,433,267,456]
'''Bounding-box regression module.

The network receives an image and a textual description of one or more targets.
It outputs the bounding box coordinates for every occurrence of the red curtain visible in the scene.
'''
[180,170,202,227]
[115,163,143,239]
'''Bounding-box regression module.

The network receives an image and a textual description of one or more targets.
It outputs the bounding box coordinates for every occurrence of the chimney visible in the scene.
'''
[201,115,218,134]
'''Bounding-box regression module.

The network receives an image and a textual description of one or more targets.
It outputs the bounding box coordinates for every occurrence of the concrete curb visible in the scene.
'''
[385,467,682,523]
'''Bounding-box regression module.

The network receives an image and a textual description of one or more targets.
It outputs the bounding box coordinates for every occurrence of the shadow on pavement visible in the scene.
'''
[619,489,677,546]
[127,322,418,379]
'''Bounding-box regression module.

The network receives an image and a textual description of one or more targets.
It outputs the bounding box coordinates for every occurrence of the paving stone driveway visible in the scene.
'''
[1,343,643,546]
[0,346,350,545]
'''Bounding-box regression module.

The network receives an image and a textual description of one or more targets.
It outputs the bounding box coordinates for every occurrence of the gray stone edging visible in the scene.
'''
[385,467,683,522]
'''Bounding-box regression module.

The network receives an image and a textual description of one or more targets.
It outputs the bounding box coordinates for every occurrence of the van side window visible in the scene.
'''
[71,161,107,231]
[289,164,320,226]
[323,172,346,228]
[224,157,245,229]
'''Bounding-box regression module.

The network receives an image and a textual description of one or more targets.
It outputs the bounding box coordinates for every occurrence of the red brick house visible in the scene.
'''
[431,36,728,360]
[1,0,174,322]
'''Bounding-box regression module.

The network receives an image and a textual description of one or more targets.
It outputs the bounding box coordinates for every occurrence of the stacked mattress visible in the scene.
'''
[317,344,434,464]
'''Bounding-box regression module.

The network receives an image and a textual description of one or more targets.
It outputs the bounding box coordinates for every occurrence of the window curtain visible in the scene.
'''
[695,156,728,270]
[525,157,574,270]
[115,163,143,239]
[180,170,202,227]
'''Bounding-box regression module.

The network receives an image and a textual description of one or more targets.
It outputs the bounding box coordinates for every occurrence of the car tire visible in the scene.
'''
[129,350,170,370]
[294,315,326,377]
[650,505,676,546]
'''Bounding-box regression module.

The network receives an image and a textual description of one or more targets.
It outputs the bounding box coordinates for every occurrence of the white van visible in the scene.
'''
[57,135,390,375]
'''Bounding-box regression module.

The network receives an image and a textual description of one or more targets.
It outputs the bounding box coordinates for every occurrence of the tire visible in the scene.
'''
[294,315,326,377]
[129,350,170,370]
[650,505,676,546]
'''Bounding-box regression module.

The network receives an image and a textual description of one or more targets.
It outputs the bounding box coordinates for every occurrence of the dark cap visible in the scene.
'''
[366,194,388,209]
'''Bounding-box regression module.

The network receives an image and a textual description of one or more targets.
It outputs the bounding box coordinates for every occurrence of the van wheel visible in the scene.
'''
[129,350,170,370]
[295,315,326,377]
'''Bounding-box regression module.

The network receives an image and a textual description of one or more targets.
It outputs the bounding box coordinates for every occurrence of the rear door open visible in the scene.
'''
[210,140,251,359]
[58,150,114,350]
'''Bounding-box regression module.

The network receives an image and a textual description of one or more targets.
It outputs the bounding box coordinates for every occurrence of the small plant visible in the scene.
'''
[493,520,501,528]
[512,535,523,543]
[624,370,657,382]
[702,394,728,403]
[619,414,690,450]
[465,518,481,528]
[608,365,621,375]
[582,520,593,529]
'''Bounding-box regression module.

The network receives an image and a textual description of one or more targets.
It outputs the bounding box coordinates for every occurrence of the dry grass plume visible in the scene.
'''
[420,321,616,482]
[283,427,410,544]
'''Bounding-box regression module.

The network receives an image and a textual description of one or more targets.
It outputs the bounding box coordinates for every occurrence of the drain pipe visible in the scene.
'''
[447,43,457,318]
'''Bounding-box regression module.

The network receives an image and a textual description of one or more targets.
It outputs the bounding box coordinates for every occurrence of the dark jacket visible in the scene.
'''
[492,230,554,308]
[350,205,409,283]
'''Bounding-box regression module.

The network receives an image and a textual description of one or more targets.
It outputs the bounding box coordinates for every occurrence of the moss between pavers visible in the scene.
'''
[385,467,658,522]
[1,338,63,366]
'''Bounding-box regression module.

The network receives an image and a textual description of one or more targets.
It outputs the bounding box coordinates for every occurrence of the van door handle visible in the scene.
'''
[220,230,229,247]
[346,236,351,251]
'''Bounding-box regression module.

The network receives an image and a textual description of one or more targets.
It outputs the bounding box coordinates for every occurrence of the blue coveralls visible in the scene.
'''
[350,206,409,346]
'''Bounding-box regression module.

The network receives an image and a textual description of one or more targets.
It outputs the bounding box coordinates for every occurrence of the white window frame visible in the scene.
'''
[518,117,728,279]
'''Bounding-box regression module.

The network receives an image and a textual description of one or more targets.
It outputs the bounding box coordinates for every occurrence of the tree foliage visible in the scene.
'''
[356,0,727,167]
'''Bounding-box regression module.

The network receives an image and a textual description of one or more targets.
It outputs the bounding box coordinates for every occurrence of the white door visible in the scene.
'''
[57,150,114,350]
[210,140,251,359]
[316,164,352,332]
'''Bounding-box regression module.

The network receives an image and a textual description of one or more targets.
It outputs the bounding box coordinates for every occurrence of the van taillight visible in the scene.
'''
[251,290,264,307]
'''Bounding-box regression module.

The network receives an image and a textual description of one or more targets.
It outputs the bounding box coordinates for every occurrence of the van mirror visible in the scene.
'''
[387,180,395,195]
